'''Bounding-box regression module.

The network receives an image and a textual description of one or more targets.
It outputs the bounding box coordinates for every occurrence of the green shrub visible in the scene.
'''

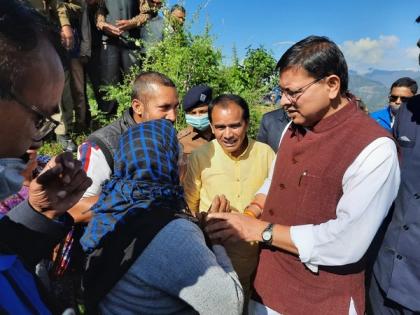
[103,22,278,138]
[41,8,279,156]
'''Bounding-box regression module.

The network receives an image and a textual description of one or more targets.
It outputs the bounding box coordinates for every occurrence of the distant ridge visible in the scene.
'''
[348,69,420,112]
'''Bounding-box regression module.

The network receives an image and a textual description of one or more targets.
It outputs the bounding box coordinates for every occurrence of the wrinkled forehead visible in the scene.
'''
[389,86,415,98]
[15,38,64,114]
[278,67,313,88]
[142,83,177,102]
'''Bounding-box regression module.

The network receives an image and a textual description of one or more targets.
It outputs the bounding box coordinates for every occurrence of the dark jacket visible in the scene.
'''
[373,95,420,311]
[87,108,137,171]
[0,199,73,314]
[99,0,140,41]
[0,201,73,268]
[256,108,289,152]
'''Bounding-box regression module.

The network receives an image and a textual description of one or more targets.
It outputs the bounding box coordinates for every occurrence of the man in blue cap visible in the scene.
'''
[178,84,214,157]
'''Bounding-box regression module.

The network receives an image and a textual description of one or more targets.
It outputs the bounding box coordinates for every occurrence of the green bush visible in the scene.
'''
[103,22,278,138]
[41,9,279,156]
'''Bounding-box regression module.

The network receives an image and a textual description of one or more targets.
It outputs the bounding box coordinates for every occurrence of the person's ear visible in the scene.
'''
[132,98,145,119]
[325,75,341,99]
[210,122,215,134]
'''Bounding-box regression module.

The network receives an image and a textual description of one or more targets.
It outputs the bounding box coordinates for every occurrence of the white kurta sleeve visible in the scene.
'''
[290,137,400,273]
[77,141,112,198]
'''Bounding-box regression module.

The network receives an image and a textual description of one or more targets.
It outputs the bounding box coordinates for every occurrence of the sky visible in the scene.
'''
[167,0,420,74]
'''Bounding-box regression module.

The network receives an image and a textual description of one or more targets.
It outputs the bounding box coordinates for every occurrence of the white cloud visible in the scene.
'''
[273,41,296,46]
[341,35,399,67]
[340,35,418,73]
[405,46,420,60]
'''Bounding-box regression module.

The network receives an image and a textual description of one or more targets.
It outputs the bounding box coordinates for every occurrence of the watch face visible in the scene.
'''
[262,230,271,241]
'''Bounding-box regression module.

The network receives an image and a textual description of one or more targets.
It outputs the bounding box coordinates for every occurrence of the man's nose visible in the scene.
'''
[280,95,290,108]
[166,109,177,123]
[224,127,233,138]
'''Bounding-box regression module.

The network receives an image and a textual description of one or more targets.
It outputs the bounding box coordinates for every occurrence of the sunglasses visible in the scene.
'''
[389,95,411,103]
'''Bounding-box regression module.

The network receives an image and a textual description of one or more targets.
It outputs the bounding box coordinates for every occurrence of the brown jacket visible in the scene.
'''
[177,126,213,156]
[27,0,71,26]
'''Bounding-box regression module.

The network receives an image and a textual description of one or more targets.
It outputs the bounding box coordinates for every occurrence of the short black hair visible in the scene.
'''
[131,71,177,102]
[276,35,349,95]
[170,4,186,14]
[0,0,65,99]
[208,94,250,123]
[390,77,418,95]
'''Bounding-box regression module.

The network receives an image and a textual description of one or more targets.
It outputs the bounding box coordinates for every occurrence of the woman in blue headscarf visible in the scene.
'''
[81,119,243,315]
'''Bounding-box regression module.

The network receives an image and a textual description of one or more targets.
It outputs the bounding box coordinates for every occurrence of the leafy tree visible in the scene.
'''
[40,5,280,155]
[102,19,278,137]
[242,46,277,93]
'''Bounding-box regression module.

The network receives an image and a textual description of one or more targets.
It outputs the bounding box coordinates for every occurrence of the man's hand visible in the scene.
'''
[67,195,99,224]
[21,150,38,186]
[101,23,123,37]
[208,194,232,213]
[115,19,134,31]
[61,25,74,50]
[206,213,298,254]
[205,212,266,244]
[28,152,92,220]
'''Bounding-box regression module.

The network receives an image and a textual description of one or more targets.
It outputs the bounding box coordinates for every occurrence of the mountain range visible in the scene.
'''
[348,69,420,112]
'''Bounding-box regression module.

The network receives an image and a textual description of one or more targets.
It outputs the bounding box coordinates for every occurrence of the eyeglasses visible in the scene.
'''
[9,90,59,142]
[389,95,411,103]
[279,77,325,103]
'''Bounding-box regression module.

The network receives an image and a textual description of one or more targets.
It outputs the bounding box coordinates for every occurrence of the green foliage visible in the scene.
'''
[98,16,278,138]
[38,141,63,156]
[221,46,277,137]
[39,4,281,157]
[38,133,88,156]
[243,46,277,93]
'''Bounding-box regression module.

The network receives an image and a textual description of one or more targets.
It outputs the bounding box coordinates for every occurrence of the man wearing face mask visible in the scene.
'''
[370,77,417,132]
[177,85,214,157]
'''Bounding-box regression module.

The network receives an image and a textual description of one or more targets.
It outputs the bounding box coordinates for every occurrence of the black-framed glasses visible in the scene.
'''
[389,94,411,103]
[8,90,59,142]
[279,77,325,103]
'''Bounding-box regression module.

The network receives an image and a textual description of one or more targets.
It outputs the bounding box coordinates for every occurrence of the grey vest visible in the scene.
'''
[373,95,420,311]
[87,108,137,171]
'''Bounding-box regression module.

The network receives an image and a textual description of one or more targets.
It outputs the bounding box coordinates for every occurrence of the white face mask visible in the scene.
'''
[389,104,400,116]
[0,158,26,200]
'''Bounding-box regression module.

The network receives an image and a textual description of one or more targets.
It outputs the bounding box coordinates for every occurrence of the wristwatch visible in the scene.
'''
[261,223,274,245]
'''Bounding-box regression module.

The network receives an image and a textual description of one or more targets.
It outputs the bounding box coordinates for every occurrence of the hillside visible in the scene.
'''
[365,69,420,87]
[348,69,420,113]
[348,72,388,112]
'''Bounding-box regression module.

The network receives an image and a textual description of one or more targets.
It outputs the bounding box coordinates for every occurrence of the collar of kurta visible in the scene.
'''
[214,137,254,161]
